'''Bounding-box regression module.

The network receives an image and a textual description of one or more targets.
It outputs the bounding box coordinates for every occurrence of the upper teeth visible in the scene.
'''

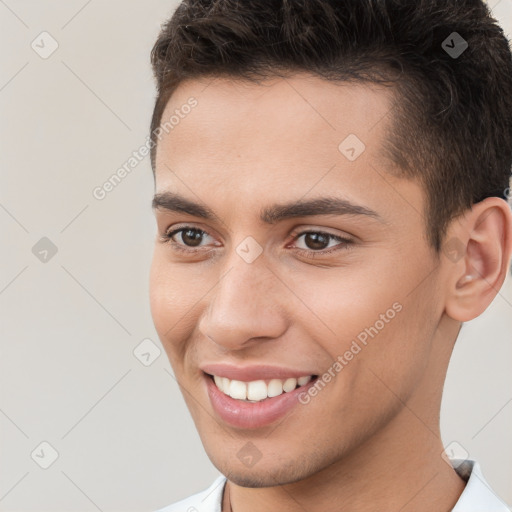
[213,375,313,402]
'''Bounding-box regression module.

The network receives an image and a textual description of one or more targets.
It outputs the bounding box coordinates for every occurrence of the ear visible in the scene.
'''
[443,197,512,322]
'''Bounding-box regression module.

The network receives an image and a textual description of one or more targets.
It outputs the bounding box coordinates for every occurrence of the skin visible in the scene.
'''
[149,73,512,512]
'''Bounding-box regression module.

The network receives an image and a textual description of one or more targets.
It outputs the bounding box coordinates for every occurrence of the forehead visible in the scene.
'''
[154,73,421,221]
[157,72,394,162]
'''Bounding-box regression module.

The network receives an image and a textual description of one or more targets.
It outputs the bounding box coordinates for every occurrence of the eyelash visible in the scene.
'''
[160,226,354,258]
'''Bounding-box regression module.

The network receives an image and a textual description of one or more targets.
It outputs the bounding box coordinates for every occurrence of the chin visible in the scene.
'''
[212,452,323,488]
[223,470,306,488]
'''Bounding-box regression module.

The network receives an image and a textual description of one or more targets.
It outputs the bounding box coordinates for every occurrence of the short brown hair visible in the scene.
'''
[150,0,512,251]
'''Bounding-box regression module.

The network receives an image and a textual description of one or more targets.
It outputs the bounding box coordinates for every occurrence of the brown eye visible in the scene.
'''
[303,232,330,250]
[178,228,204,247]
[163,226,219,253]
[291,230,354,258]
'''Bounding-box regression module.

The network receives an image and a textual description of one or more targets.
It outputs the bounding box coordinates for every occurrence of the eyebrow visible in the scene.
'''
[152,192,383,224]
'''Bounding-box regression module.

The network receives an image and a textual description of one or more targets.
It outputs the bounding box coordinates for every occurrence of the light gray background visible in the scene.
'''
[1,1,511,510]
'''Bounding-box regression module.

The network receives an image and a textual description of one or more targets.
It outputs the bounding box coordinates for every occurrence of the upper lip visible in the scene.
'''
[200,363,318,382]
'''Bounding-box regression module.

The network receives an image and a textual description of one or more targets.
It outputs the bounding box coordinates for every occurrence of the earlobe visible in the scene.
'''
[443,197,512,322]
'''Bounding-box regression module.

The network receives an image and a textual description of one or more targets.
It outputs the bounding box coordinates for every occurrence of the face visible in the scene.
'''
[149,74,447,487]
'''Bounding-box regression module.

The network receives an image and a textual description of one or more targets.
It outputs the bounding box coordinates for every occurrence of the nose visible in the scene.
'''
[197,252,288,351]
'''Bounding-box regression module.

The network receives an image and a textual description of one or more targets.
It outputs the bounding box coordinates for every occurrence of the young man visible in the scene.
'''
[148,1,512,510]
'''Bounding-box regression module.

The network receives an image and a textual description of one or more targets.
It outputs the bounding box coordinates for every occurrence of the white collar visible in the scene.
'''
[450,459,509,511]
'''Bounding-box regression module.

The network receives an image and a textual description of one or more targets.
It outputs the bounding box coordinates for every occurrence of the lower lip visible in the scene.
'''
[204,373,318,429]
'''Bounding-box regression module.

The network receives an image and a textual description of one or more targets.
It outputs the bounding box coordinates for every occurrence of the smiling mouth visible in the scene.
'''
[205,372,319,403]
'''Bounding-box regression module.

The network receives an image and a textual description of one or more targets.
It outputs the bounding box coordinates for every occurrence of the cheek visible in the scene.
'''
[149,253,193,344]
[285,266,399,343]
[149,251,214,360]
[339,283,438,410]
[289,262,434,380]
[149,254,172,334]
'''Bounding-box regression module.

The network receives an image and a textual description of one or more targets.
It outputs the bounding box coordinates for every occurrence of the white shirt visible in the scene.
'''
[155,459,510,512]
